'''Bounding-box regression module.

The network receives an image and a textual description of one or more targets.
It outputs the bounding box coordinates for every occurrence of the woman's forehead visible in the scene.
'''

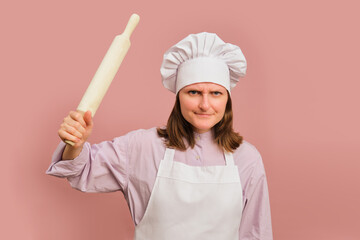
[182,82,226,91]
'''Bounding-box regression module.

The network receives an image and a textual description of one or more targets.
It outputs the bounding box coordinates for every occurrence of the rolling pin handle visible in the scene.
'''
[64,140,75,146]
[122,13,140,38]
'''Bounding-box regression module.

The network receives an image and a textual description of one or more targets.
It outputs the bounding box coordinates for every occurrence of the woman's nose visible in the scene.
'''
[199,95,210,111]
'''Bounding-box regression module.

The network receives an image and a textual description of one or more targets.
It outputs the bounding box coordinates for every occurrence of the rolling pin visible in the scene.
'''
[65,13,140,146]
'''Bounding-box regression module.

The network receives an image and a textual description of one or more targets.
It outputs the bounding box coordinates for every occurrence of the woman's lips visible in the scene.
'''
[195,113,213,117]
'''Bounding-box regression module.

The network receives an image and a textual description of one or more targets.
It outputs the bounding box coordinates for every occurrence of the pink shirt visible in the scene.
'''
[46,127,273,239]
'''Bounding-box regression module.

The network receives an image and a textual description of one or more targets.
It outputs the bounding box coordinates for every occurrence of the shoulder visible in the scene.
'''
[234,140,262,161]
[233,140,265,173]
[131,127,163,140]
[113,127,165,150]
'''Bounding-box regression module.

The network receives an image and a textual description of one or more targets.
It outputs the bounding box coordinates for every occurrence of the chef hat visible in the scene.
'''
[160,32,247,94]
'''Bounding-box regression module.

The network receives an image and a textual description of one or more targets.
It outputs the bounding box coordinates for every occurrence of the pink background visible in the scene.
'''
[1,0,359,239]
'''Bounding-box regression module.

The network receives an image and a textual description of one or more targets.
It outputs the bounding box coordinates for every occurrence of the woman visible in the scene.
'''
[47,32,273,239]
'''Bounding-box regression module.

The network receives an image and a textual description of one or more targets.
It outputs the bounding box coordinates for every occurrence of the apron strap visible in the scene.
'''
[224,151,235,166]
[163,148,175,162]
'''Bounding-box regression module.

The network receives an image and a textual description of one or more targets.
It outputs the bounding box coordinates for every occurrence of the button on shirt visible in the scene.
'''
[46,127,273,240]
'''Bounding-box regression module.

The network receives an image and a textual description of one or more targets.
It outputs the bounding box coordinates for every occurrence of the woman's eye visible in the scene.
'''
[188,90,198,95]
[212,91,222,96]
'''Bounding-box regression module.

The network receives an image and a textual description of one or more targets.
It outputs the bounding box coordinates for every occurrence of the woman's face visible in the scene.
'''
[179,82,228,133]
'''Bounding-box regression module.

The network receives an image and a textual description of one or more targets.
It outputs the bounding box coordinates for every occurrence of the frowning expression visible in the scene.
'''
[179,82,228,133]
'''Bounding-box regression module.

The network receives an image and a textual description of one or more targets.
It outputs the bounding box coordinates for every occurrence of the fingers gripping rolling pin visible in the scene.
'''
[65,14,140,146]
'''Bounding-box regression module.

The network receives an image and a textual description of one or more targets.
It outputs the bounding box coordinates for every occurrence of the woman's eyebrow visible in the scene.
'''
[210,88,225,92]
[185,87,202,91]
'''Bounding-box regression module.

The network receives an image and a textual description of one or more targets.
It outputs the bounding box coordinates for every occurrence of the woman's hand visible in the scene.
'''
[58,110,93,159]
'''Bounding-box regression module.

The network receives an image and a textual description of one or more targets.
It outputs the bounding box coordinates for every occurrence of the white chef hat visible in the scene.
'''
[160,32,247,94]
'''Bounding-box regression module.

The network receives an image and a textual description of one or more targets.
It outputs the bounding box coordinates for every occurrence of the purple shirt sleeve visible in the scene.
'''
[46,135,130,193]
[238,154,273,240]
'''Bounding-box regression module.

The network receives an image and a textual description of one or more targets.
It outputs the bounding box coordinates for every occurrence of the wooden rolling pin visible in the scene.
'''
[65,14,140,146]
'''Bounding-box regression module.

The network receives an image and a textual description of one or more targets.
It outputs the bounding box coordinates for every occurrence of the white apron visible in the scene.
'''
[134,148,243,240]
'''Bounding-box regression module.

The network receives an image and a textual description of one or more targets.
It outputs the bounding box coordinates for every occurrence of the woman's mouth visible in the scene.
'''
[195,113,213,117]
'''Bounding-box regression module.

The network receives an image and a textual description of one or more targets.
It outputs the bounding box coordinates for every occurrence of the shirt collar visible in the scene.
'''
[194,129,214,141]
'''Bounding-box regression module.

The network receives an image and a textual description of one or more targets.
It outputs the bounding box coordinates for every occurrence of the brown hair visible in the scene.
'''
[157,93,243,152]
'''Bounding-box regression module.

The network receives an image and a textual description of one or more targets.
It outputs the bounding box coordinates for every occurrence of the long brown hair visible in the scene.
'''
[157,93,243,152]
